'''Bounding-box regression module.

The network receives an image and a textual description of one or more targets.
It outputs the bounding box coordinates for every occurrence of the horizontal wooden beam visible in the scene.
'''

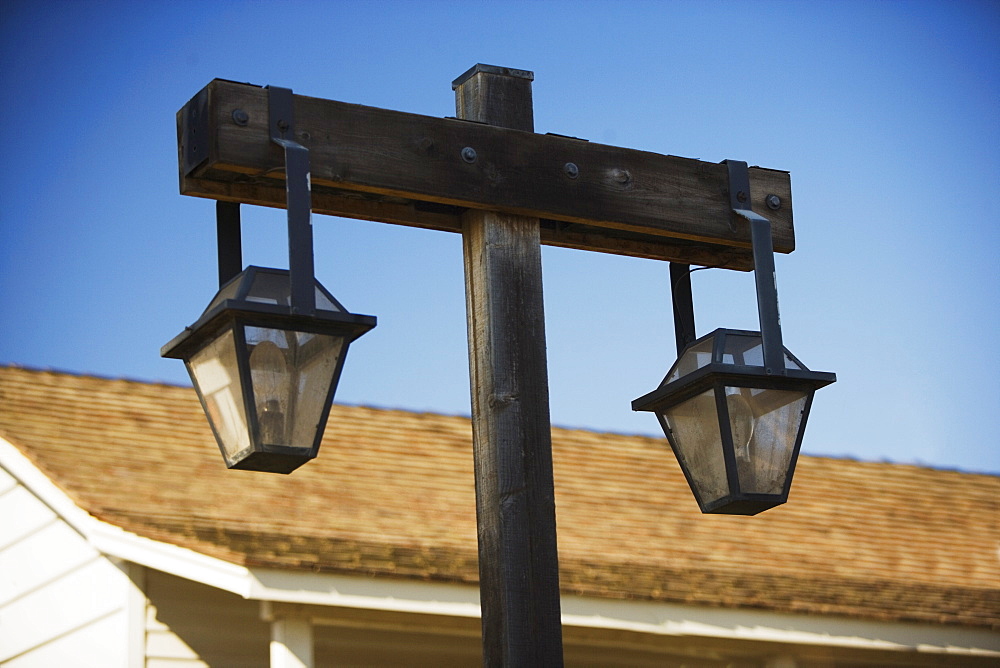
[178,79,795,270]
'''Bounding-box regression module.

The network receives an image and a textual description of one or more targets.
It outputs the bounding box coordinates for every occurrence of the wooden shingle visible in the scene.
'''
[1,365,996,629]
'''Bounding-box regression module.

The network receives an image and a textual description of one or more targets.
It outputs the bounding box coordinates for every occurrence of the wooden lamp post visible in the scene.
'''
[171,65,830,666]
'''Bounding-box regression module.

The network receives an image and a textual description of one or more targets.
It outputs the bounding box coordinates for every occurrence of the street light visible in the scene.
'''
[633,161,836,515]
[170,72,844,664]
[631,327,834,514]
[161,266,374,474]
[163,86,375,474]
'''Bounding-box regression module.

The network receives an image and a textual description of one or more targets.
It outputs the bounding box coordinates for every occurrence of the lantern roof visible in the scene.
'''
[162,266,376,361]
[633,329,836,414]
[205,265,347,314]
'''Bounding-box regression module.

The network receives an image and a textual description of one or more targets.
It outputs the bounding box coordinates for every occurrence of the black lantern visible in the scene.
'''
[164,85,375,473]
[633,161,835,515]
[632,329,834,514]
[162,266,375,473]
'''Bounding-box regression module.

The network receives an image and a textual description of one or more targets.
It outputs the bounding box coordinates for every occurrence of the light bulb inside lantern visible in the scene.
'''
[249,339,289,445]
[726,392,755,461]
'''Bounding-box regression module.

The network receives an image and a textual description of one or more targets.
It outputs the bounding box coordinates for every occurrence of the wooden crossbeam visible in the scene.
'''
[178,79,794,270]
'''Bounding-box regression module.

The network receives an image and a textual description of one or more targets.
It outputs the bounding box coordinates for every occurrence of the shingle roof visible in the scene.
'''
[1,365,997,629]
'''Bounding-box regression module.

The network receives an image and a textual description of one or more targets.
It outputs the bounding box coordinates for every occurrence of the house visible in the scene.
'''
[0,365,997,667]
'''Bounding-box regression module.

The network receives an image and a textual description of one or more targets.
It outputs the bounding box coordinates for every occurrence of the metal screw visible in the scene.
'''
[277,120,290,133]
[563,162,579,179]
[231,109,249,126]
[461,147,477,163]
[736,191,748,203]
[766,194,782,210]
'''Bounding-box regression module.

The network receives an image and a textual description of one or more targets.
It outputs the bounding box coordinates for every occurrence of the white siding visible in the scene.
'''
[313,624,481,667]
[145,569,269,668]
[0,465,132,668]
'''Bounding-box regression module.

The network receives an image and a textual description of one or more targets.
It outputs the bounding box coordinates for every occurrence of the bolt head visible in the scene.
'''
[766,194,782,210]
[461,147,478,163]
[231,109,249,126]
[564,162,579,178]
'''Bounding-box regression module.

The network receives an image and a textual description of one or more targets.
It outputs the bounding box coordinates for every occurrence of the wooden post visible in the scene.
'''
[454,64,564,667]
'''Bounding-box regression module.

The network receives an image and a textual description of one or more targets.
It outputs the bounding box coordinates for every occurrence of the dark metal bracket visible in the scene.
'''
[669,262,696,356]
[268,85,316,316]
[216,201,242,286]
[212,86,318,316]
[725,159,785,375]
[667,160,786,373]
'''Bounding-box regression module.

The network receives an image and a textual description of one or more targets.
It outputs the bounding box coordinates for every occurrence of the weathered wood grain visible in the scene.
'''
[178,79,795,270]
[458,65,564,667]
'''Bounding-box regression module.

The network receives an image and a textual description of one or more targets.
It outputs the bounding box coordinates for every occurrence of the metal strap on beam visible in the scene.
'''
[268,85,316,316]
[669,262,696,356]
[726,159,785,375]
[216,201,242,287]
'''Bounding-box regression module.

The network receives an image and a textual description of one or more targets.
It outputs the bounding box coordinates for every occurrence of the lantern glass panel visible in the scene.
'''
[205,278,242,311]
[187,327,250,459]
[662,389,728,507]
[721,333,803,370]
[729,386,808,494]
[245,271,342,311]
[665,337,714,384]
[245,325,345,448]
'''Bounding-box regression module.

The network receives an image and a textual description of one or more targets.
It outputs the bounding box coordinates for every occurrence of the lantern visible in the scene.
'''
[162,266,375,473]
[632,328,834,514]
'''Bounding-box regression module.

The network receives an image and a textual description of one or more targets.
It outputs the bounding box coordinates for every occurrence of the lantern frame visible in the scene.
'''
[632,328,835,514]
[162,266,376,473]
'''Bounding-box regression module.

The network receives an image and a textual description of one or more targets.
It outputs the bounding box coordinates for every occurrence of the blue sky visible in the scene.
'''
[1,1,998,473]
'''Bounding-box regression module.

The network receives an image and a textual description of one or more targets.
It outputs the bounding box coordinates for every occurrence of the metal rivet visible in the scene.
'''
[564,162,579,179]
[461,147,477,163]
[766,194,782,210]
[231,109,249,126]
